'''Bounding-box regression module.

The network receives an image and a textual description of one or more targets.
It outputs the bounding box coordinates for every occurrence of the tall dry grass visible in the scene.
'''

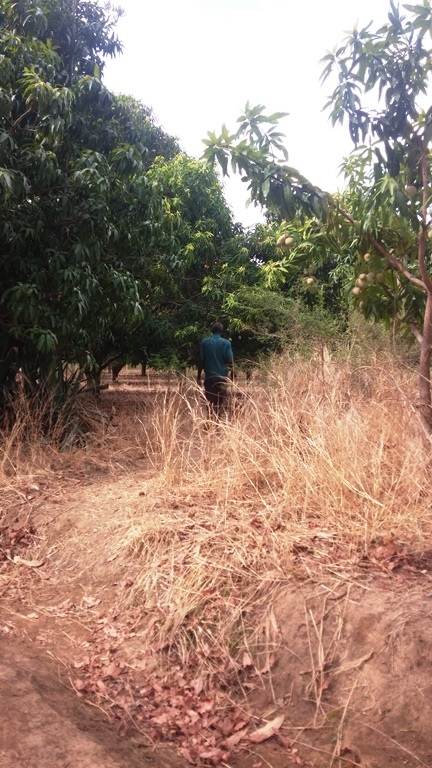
[103,350,432,669]
[0,381,142,485]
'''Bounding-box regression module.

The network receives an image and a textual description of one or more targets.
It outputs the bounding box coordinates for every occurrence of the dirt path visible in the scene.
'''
[0,635,184,768]
[0,462,189,768]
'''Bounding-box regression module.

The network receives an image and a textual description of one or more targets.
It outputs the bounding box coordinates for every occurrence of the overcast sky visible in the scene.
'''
[103,0,392,224]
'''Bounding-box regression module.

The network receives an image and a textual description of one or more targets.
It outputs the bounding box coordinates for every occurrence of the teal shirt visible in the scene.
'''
[200,334,233,380]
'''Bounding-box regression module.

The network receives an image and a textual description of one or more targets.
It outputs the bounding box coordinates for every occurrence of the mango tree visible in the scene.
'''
[204,2,432,437]
[147,153,243,369]
[0,0,173,412]
[320,0,432,435]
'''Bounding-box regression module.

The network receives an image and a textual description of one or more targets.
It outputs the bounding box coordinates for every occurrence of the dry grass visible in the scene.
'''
[2,351,432,672]
[91,351,432,668]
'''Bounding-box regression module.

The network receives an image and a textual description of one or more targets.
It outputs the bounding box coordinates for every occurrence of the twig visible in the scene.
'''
[289,737,364,766]
[361,722,430,767]
[330,678,358,766]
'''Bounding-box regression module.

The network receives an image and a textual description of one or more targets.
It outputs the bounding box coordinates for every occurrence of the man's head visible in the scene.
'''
[212,322,224,335]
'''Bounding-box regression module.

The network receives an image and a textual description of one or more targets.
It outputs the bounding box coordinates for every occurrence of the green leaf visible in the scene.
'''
[262,178,270,198]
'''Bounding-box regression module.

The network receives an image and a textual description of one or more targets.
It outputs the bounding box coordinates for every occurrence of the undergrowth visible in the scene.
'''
[1,349,431,689]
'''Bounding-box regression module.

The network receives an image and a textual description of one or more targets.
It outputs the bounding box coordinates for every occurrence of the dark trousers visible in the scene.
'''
[204,379,229,417]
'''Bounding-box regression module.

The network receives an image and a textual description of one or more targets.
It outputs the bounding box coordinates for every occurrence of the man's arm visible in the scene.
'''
[197,340,204,385]
[226,341,234,381]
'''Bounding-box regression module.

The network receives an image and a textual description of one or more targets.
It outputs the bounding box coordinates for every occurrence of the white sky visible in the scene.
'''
[103,0,392,225]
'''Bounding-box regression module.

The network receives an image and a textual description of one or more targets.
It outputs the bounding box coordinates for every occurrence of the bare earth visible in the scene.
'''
[3,564,432,768]
[0,635,184,768]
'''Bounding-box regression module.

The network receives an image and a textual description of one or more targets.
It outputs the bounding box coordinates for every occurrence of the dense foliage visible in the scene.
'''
[0,0,158,405]
[1,0,324,421]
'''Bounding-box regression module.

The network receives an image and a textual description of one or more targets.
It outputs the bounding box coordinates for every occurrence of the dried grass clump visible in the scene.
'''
[110,352,432,664]
[0,379,159,489]
[0,387,71,481]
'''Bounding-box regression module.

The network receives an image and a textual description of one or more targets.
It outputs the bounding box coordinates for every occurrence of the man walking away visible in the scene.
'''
[197,322,233,418]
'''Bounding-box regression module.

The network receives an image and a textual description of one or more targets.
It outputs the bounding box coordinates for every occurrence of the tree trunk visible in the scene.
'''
[418,291,432,436]
[85,369,101,396]
[416,139,432,438]
[111,362,124,382]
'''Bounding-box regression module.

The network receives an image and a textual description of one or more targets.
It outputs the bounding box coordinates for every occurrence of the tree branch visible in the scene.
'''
[8,107,36,134]
[417,135,432,294]
[336,207,427,291]
[408,323,423,345]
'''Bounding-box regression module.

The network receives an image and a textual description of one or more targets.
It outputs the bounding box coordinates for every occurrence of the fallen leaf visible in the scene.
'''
[259,654,275,674]
[242,651,253,668]
[73,679,86,691]
[249,714,285,743]
[198,747,225,762]
[179,747,195,764]
[225,727,248,748]
[104,626,118,638]
[83,596,101,608]
[103,662,121,678]
[370,543,398,559]
[151,713,169,725]
[191,677,204,695]
[13,556,45,568]
[25,613,39,620]
[216,718,235,737]
[334,651,373,675]
[233,719,249,731]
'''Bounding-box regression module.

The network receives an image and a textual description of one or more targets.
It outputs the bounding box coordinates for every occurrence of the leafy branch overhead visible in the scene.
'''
[203,102,329,221]
[321,0,432,171]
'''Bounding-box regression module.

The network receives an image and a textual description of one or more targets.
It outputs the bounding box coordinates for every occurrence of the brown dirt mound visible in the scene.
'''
[230,580,432,767]
[2,578,432,768]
